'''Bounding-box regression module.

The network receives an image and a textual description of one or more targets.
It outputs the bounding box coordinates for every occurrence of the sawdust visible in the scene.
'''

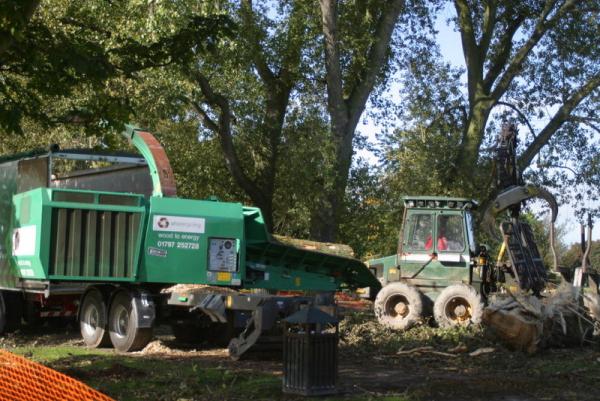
[139,340,174,355]
[161,284,237,295]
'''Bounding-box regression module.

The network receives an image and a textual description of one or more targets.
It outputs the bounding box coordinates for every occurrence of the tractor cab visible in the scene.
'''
[368,196,480,296]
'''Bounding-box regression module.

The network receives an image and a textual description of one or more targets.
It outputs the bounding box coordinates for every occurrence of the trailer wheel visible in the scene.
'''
[0,292,6,334]
[374,283,423,330]
[434,284,483,328]
[108,291,153,352]
[79,289,111,348]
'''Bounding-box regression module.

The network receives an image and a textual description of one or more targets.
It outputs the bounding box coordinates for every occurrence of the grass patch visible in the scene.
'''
[7,344,412,401]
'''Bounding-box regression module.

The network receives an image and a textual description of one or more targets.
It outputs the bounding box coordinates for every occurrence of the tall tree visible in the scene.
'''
[383,0,599,224]
[314,0,434,241]
[186,1,312,231]
[451,0,599,202]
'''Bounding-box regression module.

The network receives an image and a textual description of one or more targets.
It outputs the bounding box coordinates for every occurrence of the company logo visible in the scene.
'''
[152,215,205,234]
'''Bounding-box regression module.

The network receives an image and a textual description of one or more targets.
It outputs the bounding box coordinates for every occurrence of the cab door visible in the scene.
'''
[434,211,471,282]
[399,210,435,273]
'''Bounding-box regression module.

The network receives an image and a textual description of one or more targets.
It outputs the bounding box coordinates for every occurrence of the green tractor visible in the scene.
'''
[367,124,559,330]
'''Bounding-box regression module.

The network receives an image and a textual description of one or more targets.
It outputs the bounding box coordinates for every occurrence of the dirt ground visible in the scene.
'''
[2,316,599,401]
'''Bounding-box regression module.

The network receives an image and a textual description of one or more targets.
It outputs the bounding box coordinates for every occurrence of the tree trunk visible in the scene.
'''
[314,0,403,242]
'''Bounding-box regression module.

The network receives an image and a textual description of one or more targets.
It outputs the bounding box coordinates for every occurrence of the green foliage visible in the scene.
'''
[381,0,600,221]
[0,0,231,135]
[339,160,401,259]
[562,240,600,271]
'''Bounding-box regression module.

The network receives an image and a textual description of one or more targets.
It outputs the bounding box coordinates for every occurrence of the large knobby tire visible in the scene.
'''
[434,284,483,328]
[80,289,111,348]
[374,282,424,330]
[108,291,153,352]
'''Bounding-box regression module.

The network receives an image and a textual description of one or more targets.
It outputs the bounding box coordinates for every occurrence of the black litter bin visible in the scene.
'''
[282,307,339,396]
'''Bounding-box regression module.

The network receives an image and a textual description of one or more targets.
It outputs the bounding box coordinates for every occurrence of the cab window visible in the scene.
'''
[436,214,465,252]
[404,213,432,251]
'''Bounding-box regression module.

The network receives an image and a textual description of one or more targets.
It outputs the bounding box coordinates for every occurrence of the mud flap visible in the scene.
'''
[133,291,155,329]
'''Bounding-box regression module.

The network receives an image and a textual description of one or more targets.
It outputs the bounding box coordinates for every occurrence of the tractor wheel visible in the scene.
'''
[79,289,111,348]
[434,284,483,328]
[108,291,153,352]
[374,282,423,330]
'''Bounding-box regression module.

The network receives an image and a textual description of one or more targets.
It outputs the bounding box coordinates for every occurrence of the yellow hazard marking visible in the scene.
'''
[217,272,231,281]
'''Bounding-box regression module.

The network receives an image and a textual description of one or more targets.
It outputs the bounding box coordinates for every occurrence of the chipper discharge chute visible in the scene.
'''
[0,125,380,359]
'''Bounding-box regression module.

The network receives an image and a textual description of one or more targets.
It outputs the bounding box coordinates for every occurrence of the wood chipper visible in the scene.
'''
[0,125,380,358]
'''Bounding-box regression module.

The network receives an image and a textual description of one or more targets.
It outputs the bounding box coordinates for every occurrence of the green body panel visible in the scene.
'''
[11,188,146,282]
[140,196,246,285]
[0,126,380,293]
[7,188,378,291]
[367,196,479,300]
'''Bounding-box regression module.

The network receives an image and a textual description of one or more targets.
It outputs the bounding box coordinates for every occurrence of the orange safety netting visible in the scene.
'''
[0,349,114,401]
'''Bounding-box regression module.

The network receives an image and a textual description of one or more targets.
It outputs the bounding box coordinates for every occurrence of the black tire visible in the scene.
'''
[79,289,111,348]
[108,291,153,352]
[2,291,23,333]
[0,292,6,334]
[434,284,483,328]
[374,282,424,330]
[23,299,43,328]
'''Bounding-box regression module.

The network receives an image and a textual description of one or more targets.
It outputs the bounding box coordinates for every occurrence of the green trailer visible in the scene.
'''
[0,126,379,357]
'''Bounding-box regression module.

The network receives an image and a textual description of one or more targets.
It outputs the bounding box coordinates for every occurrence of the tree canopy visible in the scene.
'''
[1,0,598,260]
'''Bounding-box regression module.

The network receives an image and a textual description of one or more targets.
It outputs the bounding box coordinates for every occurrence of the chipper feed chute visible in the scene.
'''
[242,207,381,292]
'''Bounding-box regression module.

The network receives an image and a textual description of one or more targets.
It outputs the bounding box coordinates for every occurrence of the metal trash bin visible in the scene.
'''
[282,307,339,396]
